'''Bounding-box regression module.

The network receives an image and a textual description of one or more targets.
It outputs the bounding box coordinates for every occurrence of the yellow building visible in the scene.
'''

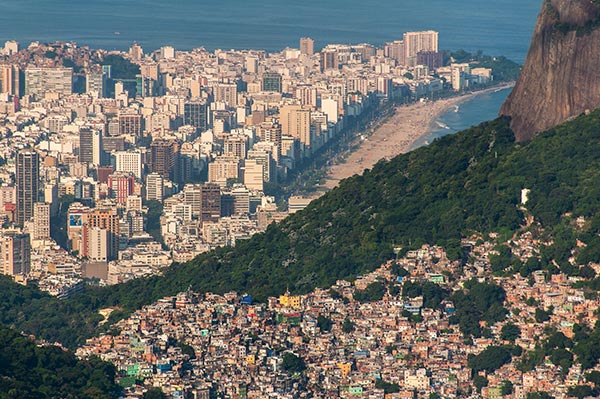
[279,290,302,309]
[337,363,351,379]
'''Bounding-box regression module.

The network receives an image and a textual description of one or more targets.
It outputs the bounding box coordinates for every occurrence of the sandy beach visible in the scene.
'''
[320,84,514,191]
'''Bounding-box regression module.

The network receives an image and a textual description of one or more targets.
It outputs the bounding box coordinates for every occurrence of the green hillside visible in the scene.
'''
[3,110,600,347]
[0,325,120,399]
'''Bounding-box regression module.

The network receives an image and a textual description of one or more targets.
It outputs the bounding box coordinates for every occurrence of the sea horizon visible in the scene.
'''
[0,0,540,64]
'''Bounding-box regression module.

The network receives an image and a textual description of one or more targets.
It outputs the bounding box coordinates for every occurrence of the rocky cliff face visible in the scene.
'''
[500,0,600,141]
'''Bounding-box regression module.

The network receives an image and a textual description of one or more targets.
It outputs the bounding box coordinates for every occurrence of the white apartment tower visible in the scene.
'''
[114,150,143,179]
[86,227,109,263]
[145,173,164,202]
[403,31,439,66]
[32,202,51,241]
[244,160,264,192]
[86,72,105,98]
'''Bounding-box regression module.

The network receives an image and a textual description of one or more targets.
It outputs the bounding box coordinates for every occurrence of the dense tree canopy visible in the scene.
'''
[101,55,140,79]
[0,325,120,399]
[282,352,306,373]
[468,346,513,374]
[4,109,600,348]
[450,280,507,337]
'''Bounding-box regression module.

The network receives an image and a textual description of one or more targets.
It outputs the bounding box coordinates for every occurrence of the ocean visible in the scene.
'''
[0,0,541,132]
[418,87,516,147]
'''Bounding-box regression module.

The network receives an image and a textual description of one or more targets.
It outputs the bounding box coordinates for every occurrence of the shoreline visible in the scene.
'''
[318,83,515,193]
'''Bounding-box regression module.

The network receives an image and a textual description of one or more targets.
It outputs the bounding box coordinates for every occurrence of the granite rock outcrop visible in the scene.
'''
[500,0,600,141]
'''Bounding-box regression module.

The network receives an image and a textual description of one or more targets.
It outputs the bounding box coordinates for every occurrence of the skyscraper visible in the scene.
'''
[79,128,103,165]
[300,37,315,56]
[16,149,39,226]
[201,183,222,225]
[150,139,176,179]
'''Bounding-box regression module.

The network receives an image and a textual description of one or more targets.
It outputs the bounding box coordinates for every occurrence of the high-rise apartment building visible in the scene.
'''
[280,105,312,147]
[403,31,439,66]
[223,134,248,160]
[4,41,19,56]
[214,83,238,107]
[118,112,143,138]
[32,202,50,241]
[129,43,144,62]
[108,172,135,204]
[139,63,159,81]
[295,84,318,107]
[201,183,222,225]
[86,72,105,98]
[150,139,176,179]
[321,98,339,124]
[247,149,274,183]
[0,64,20,96]
[417,51,443,70]
[183,184,202,218]
[299,37,315,56]
[320,50,339,72]
[384,40,407,65]
[114,150,142,178]
[79,128,103,165]
[1,232,31,276]
[208,156,240,185]
[244,160,264,192]
[159,46,175,60]
[184,99,209,131]
[347,77,369,95]
[231,186,250,214]
[16,149,39,226]
[145,173,164,202]
[86,207,119,260]
[245,56,259,73]
[84,227,109,263]
[24,67,73,99]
